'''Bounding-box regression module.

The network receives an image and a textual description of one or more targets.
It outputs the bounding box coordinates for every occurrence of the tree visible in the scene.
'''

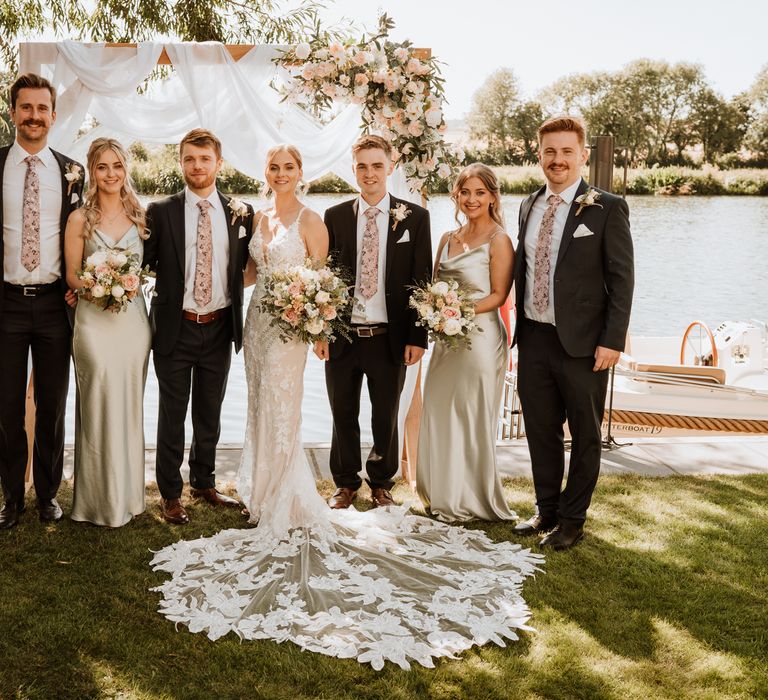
[513,100,544,162]
[745,65,768,159]
[689,89,749,163]
[467,68,521,163]
[0,0,335,138]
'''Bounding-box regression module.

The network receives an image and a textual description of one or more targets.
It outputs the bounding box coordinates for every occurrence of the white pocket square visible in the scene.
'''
[573,224,594,238]
[238,225,247,239]
[396,229,410,243]
[70,192,79,204]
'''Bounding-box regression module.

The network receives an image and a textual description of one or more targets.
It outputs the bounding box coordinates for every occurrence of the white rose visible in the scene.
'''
[437,163,452,179]
[425,107,443,128]
[305,303,319,318]
[431,281,449,296]
[306,317,324,335]
[443,319,462,336]
[91,284,106,298]
[294,43,311,60]
[89,251,108,266]
[111,285,125,298]
[315,291,330,304]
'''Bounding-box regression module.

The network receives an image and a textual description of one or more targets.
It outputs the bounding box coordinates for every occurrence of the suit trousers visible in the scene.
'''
[0,288,71,505]
[516,319,609,525]
[153,315,232,499]
[325,333,406,491]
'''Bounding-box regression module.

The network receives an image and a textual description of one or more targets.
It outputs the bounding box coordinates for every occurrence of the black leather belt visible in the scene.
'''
[351,324,388,337]
[4,281,60,297]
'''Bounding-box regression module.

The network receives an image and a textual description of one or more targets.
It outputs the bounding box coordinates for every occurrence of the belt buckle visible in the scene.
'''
[356,326,373,338]
[23,286,37,297]
[194,312,206,324]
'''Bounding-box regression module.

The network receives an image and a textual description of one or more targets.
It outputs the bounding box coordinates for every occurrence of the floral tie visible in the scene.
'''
[359,206,380,299]
[532,194,563,314]
[194,200,213,307]
[21,155,41,272]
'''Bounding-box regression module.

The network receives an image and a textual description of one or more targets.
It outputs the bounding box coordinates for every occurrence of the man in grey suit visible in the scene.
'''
[512,115,634,550]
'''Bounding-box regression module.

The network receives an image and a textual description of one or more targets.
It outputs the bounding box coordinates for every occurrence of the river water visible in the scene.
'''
[63,194,768,444]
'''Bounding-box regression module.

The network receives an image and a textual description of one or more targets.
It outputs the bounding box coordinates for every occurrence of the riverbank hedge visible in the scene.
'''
[127,145,768,196]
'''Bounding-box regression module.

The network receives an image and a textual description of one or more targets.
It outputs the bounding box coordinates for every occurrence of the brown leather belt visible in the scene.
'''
[352,324,388,337]
[182,308,229,324]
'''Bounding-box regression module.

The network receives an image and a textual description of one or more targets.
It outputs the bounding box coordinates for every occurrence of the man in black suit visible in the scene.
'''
[0,73,84,529]
[316,135,432,509]
[512,116,634,550]
[143,128,253,525]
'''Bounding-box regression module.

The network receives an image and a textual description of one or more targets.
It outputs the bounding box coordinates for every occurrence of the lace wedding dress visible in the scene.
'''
[150,208,543,670]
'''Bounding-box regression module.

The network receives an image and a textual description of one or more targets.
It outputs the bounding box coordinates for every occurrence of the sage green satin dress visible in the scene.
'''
[71,226,151,527]
[416,242,516,522]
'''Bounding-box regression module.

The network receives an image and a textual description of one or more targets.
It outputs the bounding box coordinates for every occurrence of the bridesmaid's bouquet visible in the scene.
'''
[259,258,352,343]
[409,279,481,349]
[76,250,154,313]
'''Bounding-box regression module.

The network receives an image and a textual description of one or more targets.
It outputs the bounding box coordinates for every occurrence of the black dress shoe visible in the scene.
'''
[38,499,63,522]
[540,523,584,551]
[514,514,558,536]
[0,502,25,530]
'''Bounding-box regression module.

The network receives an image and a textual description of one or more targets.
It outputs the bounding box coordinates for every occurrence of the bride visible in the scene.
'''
[150,145,542,670]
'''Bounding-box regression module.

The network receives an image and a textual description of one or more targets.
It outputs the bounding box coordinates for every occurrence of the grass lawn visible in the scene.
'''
[1,475,767,700]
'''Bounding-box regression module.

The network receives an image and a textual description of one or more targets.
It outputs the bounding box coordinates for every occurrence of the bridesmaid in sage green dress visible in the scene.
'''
[417,164,517,522]
[64,138,151,527]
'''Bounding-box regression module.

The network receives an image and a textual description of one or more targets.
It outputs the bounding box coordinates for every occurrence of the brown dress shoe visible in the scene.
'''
[371,488,395,508]
[190,488,240,508]
[540,523,584,551]
[160,498,189,525]
[328,487,357,509]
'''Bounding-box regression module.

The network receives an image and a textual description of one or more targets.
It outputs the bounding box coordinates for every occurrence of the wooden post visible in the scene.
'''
[589,135,615,193]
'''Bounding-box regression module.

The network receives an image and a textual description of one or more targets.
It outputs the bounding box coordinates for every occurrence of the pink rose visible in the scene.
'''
[301,65,316,81]
[441,307,461,319]
[95,264,111,277]
[355,73,369,86]
[322,306,337,320]
[445,291,458,305]
[283,309,299,325]
[122,273,140,292]
[287,281,303,296]
[408,121,424,137]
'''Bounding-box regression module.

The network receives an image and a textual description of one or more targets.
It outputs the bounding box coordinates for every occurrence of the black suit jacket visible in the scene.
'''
[142,190,254,355]
[0,144,85,321]
[512,178,634,357]
[324,195,432,362]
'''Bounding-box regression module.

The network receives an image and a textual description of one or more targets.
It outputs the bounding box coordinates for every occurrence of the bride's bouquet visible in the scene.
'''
[76,249,154,313]
[259,258,352,343]
[409,279,482,349]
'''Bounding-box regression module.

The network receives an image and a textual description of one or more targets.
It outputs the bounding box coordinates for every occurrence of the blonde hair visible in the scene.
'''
[451,163,504,229]
[81,138,147,240]
[265,143,304,196]
[537,115,587,148]
[352,134,393,160]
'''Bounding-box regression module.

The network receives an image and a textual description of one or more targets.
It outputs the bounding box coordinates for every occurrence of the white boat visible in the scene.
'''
[501,320,768,440]
[604,320,768,437]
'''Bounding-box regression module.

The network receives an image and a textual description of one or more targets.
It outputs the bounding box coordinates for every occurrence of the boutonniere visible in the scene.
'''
[64,163,82,196]
[228,197,248,225]
[574,188,603,216]
[390,203,412,231]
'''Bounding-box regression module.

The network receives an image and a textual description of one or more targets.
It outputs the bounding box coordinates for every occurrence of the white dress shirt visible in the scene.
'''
[352,193,390,324]
[523,178,582,325]
[182,187,230,314]
[2,140,64,284]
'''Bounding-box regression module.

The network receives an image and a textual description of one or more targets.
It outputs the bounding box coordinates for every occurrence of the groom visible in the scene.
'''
[317,134,432,509]
[512,116,634,550]
[143,128,253,525]
[0,73,84,529]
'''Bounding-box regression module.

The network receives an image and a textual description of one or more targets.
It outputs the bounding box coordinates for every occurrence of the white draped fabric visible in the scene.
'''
[19,40,423,457]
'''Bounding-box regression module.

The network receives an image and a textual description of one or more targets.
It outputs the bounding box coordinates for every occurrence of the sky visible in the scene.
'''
[319,0,768,119]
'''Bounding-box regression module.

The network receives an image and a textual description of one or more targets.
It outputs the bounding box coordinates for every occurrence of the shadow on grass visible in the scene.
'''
[1,476,767,699]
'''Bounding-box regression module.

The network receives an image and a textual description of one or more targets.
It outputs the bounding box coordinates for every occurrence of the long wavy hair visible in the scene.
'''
[451,163,505,230]
[81,138,147,239]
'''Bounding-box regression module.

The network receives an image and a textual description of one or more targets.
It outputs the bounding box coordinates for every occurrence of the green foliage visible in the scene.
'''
[1,475,766,699]
[306,173,355,194]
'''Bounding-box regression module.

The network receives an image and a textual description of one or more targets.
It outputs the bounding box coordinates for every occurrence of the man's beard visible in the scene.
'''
[184,172,216,190]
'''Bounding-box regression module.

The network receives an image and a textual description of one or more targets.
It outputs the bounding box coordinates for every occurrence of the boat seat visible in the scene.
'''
[634,362,726,385]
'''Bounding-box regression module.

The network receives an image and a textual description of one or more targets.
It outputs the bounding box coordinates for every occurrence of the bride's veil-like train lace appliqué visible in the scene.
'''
[150,209,543,670]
